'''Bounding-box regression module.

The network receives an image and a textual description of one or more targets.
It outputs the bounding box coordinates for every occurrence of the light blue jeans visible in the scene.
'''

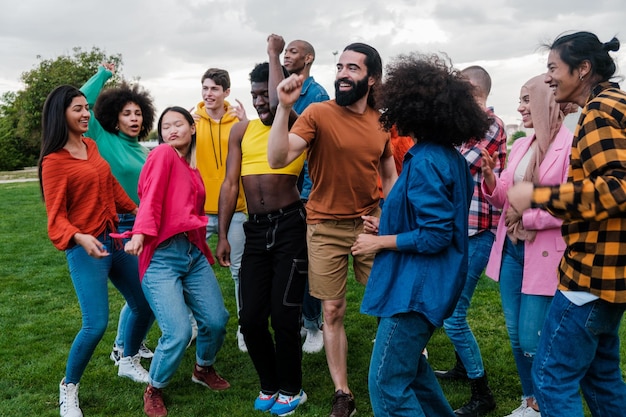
[533,290,626,416]
[141,234,229,388]
[114,213,155,350]
[442,230,494,378]
[206,212,246,316]
[369,312,456,417]
[499,236,552,399]
[64,231,152,384]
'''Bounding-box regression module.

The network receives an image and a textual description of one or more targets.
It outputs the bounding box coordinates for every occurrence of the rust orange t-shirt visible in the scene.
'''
[290,100,392,223]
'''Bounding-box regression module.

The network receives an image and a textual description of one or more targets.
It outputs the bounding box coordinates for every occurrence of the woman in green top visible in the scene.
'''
[80,63,156,381]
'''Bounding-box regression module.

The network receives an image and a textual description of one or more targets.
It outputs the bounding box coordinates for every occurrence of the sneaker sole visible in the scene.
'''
[271,391,307,416]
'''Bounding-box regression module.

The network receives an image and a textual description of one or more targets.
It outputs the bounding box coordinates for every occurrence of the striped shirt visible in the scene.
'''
[532,82,626,303]
[457,108,507,236]
[41,138,136,251]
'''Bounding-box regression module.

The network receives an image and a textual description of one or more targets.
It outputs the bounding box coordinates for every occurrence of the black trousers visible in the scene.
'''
[239,201,308,395]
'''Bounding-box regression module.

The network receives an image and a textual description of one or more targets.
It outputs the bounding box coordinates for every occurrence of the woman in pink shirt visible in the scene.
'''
[481,75,575,417]
[121,107,230,417]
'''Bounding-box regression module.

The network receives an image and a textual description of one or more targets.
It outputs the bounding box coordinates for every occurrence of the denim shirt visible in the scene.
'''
[293,77,330,201]
[361,142,473,326]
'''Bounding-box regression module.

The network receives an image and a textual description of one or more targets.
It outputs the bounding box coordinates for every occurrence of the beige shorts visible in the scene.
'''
[307,207,381,300]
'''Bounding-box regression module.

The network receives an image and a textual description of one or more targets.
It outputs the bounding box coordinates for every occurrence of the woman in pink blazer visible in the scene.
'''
[481,75,575,417]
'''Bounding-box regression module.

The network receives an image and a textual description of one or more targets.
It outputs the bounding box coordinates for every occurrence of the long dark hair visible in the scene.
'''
[38,85,86,197]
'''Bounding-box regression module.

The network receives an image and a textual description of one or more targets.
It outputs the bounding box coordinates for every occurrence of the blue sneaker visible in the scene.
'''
[270,390,307,416]
[254,391,278,412]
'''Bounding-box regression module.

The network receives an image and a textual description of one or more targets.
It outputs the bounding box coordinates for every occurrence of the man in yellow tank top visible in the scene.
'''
[217,62,307,416]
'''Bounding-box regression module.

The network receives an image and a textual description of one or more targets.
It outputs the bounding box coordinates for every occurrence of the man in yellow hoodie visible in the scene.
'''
[194,68,248,352]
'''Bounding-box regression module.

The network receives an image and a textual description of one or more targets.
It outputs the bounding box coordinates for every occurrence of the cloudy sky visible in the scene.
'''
[1,0,624,131]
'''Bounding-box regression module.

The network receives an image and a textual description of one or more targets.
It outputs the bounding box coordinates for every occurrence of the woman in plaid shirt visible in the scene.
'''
[508,31,626,417]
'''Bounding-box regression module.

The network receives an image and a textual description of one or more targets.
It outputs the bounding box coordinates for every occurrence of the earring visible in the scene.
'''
[115,125,119,130]
[579,74,584,81]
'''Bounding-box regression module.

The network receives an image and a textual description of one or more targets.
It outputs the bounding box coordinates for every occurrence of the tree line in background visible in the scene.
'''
[0,46,528,172]
[0,47,124,170]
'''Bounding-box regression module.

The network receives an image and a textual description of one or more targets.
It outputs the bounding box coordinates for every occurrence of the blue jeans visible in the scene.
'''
[206,212,246,316]
[369,312,456,417]
[499,236,552,399]
[302,279,322,331]
[142,234,229,388]
[442,230,494,378]
[114,213,156,349]
[533,290,626,417]
[64,231,152,384]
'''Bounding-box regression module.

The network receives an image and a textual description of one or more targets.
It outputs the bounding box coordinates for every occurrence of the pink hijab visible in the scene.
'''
[508,74,577,243]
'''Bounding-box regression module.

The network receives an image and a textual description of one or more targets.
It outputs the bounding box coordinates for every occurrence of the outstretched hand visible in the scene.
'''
[102,62,116,74]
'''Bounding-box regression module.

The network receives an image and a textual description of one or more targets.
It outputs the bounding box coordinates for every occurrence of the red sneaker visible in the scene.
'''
[143,385,167,417]
[191,364,230,391]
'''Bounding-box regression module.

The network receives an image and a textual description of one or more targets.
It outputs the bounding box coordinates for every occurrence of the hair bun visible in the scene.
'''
[603,37,620,52]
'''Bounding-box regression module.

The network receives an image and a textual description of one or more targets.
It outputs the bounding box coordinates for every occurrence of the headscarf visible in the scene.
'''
[508,74,577,243]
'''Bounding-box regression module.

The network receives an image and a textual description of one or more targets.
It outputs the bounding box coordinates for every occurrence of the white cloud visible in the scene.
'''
[1,0,625,128]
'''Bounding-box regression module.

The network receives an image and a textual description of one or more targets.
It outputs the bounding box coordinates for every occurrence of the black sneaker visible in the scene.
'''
[330,390,356,417]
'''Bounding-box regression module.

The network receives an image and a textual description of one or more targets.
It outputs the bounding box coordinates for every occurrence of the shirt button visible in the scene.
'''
[542,251,549,257]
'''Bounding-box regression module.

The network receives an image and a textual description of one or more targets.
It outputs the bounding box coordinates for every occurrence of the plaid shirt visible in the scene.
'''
[533,82,626,303]
[457,108,507,236]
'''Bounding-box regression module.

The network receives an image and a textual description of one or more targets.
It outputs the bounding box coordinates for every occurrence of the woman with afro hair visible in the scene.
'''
[352,53,491,416]
[79,63,156,382]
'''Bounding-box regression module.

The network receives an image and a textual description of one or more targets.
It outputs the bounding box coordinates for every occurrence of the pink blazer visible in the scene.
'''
[482,125,572,296]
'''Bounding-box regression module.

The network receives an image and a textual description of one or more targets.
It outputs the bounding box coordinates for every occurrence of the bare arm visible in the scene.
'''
[267,33,285,114]
[379,155,398,198]
[268,74,309,168]
[216,121,247,267]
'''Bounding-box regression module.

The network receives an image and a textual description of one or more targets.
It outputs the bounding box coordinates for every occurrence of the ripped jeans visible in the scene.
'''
[239,201,308,395]
[500,236,553,399]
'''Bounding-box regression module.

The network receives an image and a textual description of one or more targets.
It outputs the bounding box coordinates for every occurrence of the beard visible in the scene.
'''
[335,76,369,107]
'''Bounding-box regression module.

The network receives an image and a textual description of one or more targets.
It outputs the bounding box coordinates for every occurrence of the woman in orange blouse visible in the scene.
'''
[38,85,152,417]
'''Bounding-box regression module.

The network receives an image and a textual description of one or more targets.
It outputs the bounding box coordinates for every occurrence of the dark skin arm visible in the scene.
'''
[217,121,247,267]
[267,33,299,124]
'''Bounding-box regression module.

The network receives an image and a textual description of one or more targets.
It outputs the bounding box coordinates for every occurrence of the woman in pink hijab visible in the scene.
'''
[480,75,576,417]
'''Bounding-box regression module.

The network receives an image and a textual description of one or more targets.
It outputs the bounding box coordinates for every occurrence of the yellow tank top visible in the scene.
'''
[241,119,305,176]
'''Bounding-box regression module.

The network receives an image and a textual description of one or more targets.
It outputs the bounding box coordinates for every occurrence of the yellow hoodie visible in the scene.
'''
[195,100,247,214]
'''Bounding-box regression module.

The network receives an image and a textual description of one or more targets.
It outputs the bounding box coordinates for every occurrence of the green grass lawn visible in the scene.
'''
[0,181,622,416]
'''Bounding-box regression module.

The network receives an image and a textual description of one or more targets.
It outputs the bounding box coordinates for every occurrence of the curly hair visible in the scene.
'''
[377,53,490,147]
[93,82,156,140]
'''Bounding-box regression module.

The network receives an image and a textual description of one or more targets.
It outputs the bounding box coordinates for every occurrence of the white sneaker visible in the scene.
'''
[109,344,122,366]
[300,326,307,339]
[118,354,150,383]
[302,328,324,354]
[522,407,541,417]
[422,348,429,359]
[505,399,541,417]
[138,341,154,359]
[59,378,83,417]
[237,327,248,353]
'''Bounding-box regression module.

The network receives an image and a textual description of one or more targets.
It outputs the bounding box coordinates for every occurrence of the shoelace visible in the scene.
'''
[146,389,163,409]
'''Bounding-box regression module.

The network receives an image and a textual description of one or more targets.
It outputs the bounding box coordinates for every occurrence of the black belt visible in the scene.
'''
[249,201,303,223]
